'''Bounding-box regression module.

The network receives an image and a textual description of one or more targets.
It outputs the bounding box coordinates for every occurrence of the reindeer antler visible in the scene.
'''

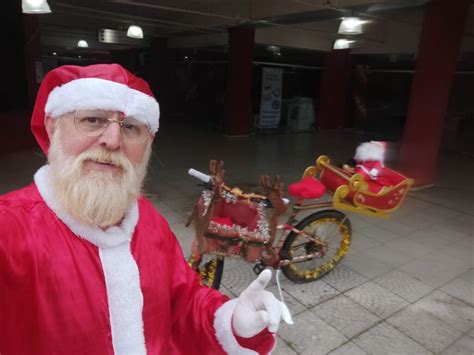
[186,160,226,253]
[260,175,287,216]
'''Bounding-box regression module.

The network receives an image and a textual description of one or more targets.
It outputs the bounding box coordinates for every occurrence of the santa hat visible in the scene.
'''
[354,141,386,163]
[31,64,160,153]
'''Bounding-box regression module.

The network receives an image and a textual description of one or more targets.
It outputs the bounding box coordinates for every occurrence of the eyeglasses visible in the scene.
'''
[73,110,152,142]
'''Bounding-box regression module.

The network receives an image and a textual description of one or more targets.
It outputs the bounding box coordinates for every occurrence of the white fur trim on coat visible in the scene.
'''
[214,299,259,355]
[100,244,146,355]
[354,141,385,163]
[45,77,160,133]
[34,165,146,354]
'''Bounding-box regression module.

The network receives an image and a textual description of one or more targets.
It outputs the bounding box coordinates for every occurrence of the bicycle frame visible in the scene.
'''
[195,193,345,270]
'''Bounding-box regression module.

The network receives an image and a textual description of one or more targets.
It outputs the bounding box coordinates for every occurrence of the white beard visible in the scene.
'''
[47,128,151,229]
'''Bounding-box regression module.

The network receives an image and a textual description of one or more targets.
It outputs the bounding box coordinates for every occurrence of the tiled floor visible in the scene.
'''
[1,122,473,354]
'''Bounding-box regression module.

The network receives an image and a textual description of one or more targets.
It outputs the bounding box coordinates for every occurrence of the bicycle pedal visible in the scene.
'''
[253,263,265,275]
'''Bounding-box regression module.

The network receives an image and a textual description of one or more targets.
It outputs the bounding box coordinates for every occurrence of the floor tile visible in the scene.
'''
[360,244,414,267]
[441,335,474,355]
[387,305,463,353]
[221,263,272,295]
[458,268,474,283]
[373,269,434,302]
[384,237,432,258]
[442,217,474,237]
[345,281,409,319]
[349,233,382,252]
[440,276,474,306]
[352,322,431,355]
[272,336,298,355]
[358,225,402,243]
[414,290,474,333]
[312,295,380,338]
[266,285,307,316]
[278,311,347,355]
[399,251,470,287]
[328,341,368,355]
[376,220,418,236]
[393,212,434,229]
[320,265,369,292]
[341,252,394,279]
[281,280,339,308]
[158,210,186,225]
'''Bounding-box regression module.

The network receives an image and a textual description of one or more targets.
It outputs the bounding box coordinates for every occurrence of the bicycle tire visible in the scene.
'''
[188,254,225,290]
[281,209,351,283]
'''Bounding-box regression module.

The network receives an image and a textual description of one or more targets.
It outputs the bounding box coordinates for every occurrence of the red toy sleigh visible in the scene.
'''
[294,156,414,219]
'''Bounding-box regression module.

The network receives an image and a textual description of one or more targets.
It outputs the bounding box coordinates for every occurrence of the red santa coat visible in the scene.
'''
[0,166,274,355]
[354,161,403,193]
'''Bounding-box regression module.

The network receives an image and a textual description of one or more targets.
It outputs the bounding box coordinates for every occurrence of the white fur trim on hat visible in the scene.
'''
[45,78,160,133]
[354,141,385,163]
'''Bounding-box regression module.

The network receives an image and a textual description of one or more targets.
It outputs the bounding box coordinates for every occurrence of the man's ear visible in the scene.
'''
[44,116,57,139]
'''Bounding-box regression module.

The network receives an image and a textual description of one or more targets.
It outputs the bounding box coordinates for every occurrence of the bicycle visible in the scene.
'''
[186,157,412,289]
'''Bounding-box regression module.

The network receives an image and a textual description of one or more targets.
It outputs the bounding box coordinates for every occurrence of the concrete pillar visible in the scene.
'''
[398,0,471,186]
[224,26,255,136]
[317,48,352,130]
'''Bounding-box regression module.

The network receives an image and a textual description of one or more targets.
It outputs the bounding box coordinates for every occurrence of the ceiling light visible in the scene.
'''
[333,39,354,50]
[338,17,363,35]
[52,52,57,56]
[77,40,88,48]
[127,25,144,39]
[22,0,51,14]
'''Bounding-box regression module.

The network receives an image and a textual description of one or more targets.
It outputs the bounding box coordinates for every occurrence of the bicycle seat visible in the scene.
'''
[288,176,326,199]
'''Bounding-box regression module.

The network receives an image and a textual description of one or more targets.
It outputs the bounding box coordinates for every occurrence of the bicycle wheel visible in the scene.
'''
[188,254,225,290]
[281,209,351,283]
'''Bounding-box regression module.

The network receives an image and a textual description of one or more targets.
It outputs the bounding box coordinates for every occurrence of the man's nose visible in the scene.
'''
[98,115,122,150]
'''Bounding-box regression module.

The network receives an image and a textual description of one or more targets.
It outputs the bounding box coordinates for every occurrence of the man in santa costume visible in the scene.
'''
[0,64,292,354]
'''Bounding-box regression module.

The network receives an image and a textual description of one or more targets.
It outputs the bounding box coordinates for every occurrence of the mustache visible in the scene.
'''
[77,149,130,169]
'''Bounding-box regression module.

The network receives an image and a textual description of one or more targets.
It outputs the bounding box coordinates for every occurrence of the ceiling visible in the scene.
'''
[39,0,474,57]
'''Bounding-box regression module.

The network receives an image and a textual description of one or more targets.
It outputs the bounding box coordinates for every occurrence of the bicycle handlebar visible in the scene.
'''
[188,168,290,205]
[188,168,211,184]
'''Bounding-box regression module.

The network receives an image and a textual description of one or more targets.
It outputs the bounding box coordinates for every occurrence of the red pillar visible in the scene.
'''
[224,26,255,136]
[317,49,352,130]
[398,0,471,186]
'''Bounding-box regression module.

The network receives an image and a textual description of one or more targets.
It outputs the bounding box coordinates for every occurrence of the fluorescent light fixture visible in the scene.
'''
[333,39,354,50]
[127,25,144,39]
[338,17,363,35]
[77,40,88,48]
[22,0,51,14]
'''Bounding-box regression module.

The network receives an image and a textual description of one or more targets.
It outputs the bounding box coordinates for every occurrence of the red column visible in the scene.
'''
[398,0,471,187]
[224,26,255,136]
[317,49,352,130]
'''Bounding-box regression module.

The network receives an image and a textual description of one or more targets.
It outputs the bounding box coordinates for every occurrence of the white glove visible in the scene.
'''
[232,269,293,338]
